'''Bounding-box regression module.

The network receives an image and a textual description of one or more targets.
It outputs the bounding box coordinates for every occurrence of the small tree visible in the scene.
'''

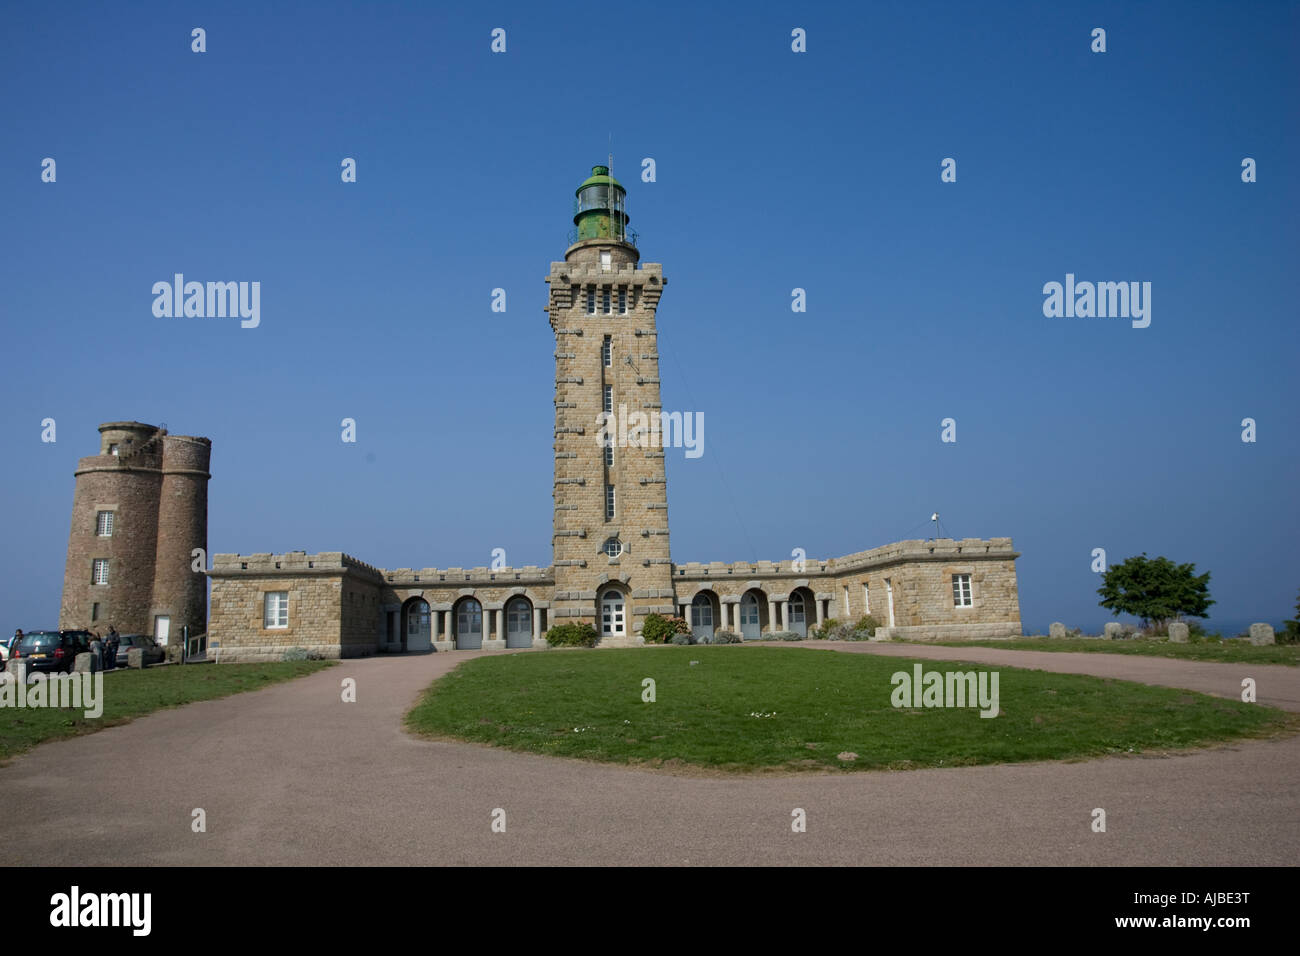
[1280,587,1300,645]
[1097,553,1214,631]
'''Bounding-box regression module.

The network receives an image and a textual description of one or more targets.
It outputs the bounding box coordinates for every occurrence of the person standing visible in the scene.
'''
[105,626,119,670]
[89,632,103,672]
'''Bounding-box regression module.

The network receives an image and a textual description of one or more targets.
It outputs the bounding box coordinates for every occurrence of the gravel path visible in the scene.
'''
[1,643,1295,866]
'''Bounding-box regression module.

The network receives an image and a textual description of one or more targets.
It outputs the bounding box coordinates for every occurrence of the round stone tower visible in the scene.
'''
[59,422,210,643]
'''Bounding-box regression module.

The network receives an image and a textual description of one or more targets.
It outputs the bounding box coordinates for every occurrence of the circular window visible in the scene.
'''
[602,537,623,558]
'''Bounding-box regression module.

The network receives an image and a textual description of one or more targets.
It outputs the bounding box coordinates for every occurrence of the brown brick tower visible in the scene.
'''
[60,421,210,643]
[545,165,675,644]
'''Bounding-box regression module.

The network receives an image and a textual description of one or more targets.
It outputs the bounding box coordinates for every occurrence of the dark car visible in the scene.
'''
[12,630,92,675]
[116,634,164,667]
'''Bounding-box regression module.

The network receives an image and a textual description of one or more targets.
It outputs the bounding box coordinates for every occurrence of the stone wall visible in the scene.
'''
[208,552,383,662]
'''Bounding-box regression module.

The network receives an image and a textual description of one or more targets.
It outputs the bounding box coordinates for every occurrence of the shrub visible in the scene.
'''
[644,614,691,644]
[642,614,674,644]
[816,620,860,641]
[853,615,880,637]
[713,630,741,644]
[283,647,324,661]
[545,623,598,648]
[774,631,803,641]
[670,633,693,646]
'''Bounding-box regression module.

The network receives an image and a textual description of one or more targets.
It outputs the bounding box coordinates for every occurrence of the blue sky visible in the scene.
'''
[2,1,1296,635]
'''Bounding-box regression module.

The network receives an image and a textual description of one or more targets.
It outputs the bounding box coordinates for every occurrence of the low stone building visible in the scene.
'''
[206,537,1021,661]
[197,164,1022,660]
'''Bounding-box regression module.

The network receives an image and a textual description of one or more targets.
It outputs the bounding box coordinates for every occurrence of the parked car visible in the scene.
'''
[115,634,165,667]
[12,630,92,675]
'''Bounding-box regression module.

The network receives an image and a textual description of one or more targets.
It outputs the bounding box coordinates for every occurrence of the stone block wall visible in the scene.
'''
[208,552,383,661]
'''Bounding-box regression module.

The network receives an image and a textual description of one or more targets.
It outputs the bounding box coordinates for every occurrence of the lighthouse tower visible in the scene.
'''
[545,165,674,644]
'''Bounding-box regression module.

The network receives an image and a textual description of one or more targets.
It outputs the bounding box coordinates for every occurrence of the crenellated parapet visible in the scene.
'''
[670,538,1018,583]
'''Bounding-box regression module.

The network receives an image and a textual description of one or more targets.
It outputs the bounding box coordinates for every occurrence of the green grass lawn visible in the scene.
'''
[0,661,333,762]
[911,637,1300,666]
[405,646,1296,772]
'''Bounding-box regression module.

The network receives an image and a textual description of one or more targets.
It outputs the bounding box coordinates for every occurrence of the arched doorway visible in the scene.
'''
[739,590,765,641]
[455,598,483,650]
[787,588,813,638]
[599,588,626,641]
[505,597,533,648]
[404,598,432,652]
[691,592,715,642]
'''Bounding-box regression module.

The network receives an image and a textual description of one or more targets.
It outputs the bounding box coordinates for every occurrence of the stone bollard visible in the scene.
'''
[1104,622,1123,640]
[1249,623,1276,646]
[1168,622,1189,643]
[74,652,97,673]
[1049,622,1066,639]
[127,648,144,669]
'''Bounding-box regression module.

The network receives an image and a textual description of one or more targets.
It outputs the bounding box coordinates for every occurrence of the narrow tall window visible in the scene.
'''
[95,511,114,537]
[605,484,615,520]
[862,582,869,613]
[107,444,119,456]
[618,288,627,314]
[586,288,596,314]
[600,250,612,271]
[92,559,109,585]
[602,335,612,367]
[264,591,289,628]
[604,442,614,467]
[602,289,611,314]
[603,385,613,414]
[91,602,100,622]
[952,574,973,607]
